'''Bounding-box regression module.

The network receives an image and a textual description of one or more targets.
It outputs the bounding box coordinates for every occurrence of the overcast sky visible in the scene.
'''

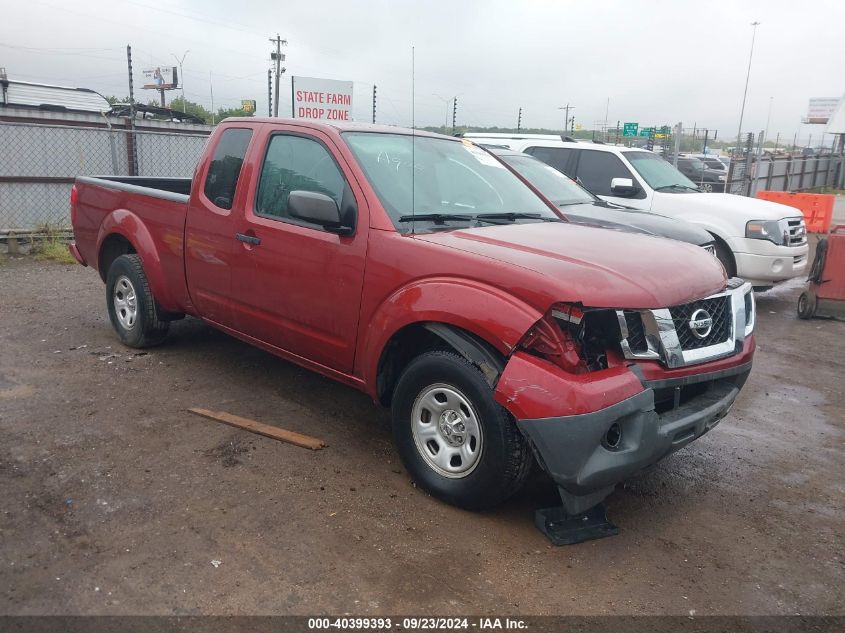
[2,0,843,143]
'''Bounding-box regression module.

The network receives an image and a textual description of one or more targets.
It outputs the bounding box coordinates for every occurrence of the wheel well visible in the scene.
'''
[708,232,736,277]
[98,234,136,281]
[376,323,506,407]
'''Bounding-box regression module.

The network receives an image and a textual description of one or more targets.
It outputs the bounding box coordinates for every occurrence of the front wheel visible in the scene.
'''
[391,350,532,510]
[698,182,714,193]
[106,254,169,348]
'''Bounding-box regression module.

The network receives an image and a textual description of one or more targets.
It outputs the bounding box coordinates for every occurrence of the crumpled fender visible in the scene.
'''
[359,277,543,396]
[96,208,179,312]
[493,351,644,420]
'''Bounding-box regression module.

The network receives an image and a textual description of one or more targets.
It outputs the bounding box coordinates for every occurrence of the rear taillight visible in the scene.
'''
[70,184,78,226]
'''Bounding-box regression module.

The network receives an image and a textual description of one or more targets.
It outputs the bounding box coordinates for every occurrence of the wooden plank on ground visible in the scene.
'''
[187,408,327,450]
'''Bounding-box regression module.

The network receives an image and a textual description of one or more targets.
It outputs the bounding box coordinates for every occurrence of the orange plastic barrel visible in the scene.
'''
[756,191,834,233]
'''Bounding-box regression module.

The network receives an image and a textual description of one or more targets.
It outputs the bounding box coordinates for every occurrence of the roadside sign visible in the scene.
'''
[241,100,256,114]
[292,76,353,120]
[142,67,178,90]
[639,127,653,137]
[623,122,639,137]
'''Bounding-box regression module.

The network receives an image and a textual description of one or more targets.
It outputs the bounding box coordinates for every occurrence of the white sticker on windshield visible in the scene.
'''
[462,142,505,168]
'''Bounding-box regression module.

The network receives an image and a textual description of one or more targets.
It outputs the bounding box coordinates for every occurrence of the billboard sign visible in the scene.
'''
[142,67,178,90]
[805,97,839,124]
[241,99,257,114]
[623,122,638,137]
[292,76,353,121]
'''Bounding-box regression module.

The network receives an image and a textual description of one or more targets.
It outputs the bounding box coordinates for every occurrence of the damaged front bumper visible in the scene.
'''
[494,341,753,514]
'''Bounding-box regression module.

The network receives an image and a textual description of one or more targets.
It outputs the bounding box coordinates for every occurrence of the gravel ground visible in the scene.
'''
[0,254,842,616]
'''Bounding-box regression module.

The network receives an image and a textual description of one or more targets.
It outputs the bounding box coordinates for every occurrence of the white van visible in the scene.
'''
[465,134,808,288]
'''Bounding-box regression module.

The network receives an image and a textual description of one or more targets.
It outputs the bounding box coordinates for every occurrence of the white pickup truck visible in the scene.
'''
[465,134,809,288]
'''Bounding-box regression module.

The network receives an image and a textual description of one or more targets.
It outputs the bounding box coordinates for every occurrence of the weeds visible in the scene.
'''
[32,225,76,265]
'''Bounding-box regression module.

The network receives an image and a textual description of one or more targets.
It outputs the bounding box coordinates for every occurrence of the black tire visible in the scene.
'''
[713,239,736,278]
[105,254,169,348]
[797,291,817,320]
[391,350,532,510]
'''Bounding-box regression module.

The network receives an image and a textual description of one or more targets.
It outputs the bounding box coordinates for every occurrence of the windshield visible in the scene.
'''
[684,158,707,170]
[624,151,698,191]
[498,154,596,206]
[343,133,558,230]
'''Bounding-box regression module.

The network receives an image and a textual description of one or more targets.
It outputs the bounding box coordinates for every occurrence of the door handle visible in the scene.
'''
[235,233,261,245]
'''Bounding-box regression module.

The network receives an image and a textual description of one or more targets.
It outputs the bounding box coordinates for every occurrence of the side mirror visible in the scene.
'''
[610,177,638,197]
[288,190,352,235]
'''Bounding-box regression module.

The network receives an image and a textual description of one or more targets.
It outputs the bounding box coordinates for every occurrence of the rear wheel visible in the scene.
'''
[391,350,532,510]
[699,182,714,193]
[797,291,817,320]
[106,254,169,348]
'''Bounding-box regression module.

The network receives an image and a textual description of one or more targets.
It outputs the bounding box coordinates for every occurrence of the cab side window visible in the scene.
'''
[203,128,253,210]
[255,135,346,226]
[526,146,575,176]
[575,151,638,196]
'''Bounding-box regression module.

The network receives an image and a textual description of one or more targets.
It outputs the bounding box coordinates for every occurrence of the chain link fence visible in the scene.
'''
[0,121,210,235]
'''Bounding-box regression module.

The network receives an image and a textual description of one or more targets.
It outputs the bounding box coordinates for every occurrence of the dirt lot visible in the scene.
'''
[0,254,843,616]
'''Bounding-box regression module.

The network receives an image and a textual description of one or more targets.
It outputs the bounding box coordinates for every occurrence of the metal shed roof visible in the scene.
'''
[1,79,111,113]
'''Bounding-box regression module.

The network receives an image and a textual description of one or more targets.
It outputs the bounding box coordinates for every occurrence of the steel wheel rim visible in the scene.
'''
[113,275,138,330]
[411,383,483,479]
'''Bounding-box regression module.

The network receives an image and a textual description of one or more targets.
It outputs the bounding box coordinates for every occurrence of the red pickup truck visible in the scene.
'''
[70,119,755,536]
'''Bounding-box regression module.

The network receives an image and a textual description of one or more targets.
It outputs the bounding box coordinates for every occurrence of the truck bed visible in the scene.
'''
[72,175,192,313]
[78,176,192,199]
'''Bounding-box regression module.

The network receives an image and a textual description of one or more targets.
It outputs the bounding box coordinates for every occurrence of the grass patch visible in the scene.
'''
[32,226,77,265]
[804,186,845,195]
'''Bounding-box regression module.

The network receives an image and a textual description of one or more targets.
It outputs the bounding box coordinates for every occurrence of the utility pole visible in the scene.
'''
[269,34,287,117]
[558,104,574,134]
[209,71,215,125]
[267,69,273,117]
[171,50,189,113]
[736,21,761,155]
[517,107,522,132]
[372,85,377,124]
[125,45,137,176]
[451,96,457,135]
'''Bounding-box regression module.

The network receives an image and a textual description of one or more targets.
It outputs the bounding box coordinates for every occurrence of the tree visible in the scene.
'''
[168,97,214,123]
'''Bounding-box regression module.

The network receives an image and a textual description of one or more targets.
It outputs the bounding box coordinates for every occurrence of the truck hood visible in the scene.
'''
[415,222,726,309]
[562,202,713,246]
[651,191,804,223]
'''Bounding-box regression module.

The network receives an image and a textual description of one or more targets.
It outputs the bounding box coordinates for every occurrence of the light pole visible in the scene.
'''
[735,21,760,154]
[764,96,773,145]
[172,50,190,113]
[433,94,452,134]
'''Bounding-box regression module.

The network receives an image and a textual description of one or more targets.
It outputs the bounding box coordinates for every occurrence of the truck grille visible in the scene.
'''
[668,296,731,350]
[787,218,807,246]
[623,311,648,353]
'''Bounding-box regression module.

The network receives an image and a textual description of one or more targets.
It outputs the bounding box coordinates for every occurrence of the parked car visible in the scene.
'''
[486,147,717,254]
[70,120,755,528]
[464,134,808,288]
[695,155,729,172]
[672,156,726,193]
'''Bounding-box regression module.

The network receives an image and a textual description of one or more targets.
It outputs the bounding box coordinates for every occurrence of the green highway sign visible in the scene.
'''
[623,122,639,137]
[639,127,653,137]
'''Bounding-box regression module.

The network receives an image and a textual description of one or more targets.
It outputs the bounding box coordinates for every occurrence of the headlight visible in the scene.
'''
[746,219,788,245]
